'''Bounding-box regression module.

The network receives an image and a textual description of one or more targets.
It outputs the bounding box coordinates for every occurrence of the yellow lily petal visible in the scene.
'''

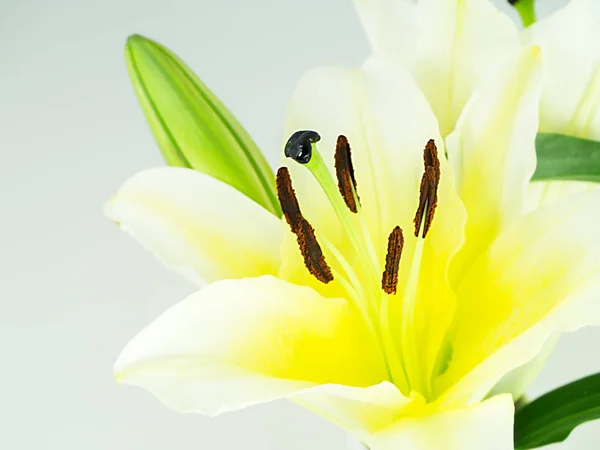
[367,395,514,450]
[437,189,600,405]
[105,167,282,285]
[114,275,387,415]
[448,46,542,281]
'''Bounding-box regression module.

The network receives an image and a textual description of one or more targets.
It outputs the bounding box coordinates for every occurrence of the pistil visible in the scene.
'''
[281,131,442,394]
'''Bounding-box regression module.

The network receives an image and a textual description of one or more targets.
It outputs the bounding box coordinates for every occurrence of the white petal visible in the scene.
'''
[105,167,282,285]
[115,275,387,415]
[437,189,600,405]
[352,0,417,66]
[352,0,520,136]
[448,46,542,281]
[525,0,600,139]
[293,382,414,436]
[526,181,597,212]
[488,334,559,400]
[413,0,521,135]
[367,395,514,450]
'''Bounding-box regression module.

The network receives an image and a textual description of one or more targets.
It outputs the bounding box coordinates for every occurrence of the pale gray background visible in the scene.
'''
[2,0,599,449]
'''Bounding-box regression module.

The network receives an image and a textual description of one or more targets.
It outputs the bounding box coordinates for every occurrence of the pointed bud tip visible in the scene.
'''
[284,130,321,164]
[125,34,161,55]
[126,34,146,48]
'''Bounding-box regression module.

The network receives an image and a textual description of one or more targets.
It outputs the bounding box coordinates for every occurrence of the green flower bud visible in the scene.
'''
[125,34,281,216]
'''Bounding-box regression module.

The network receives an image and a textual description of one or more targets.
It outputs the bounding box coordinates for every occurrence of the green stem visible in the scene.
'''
[513,0,536,28]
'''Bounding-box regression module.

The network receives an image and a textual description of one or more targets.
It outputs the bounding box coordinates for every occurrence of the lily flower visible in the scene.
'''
[353,0,600,398]
[107,45,600,449]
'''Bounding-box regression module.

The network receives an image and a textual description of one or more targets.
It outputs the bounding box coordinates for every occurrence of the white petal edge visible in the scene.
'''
[488,334,559,400]
[105,167,283,285]
[448,46,542,281]
[413,0,521,136]
[367,395,514,450]
[292,381,414,436]
[352,0,417,67]
[524,0,600,139]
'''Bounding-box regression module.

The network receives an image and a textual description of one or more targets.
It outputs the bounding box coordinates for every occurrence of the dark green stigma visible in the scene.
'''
[284,130,321,164]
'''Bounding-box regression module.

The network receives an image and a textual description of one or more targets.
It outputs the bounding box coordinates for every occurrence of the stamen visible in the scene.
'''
[283,130,408,388]
[276,166,333,284]
[413,139,440,238]
[381,226,404,294]
[276,167,302,232]
[334,135,360,213]
[283,130,384,316]
[284,130,321,164]
[284,132,380,280]
[296,218,334,284]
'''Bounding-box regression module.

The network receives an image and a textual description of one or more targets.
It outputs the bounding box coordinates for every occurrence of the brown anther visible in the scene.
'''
[276,167,302,232]
[296,218,334,284]
[334,135,360,213]
[276,166,334,284]
[413,139,440,238]
[382,226,404,294]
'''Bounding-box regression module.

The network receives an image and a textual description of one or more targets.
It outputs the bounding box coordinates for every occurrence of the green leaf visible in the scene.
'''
[514,372,600,449]
[533,133,600,183]
[125,34,281,217]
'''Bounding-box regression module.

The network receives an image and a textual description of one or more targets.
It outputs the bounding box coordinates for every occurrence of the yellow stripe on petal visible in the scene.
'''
[105,167,282,285]
[114,276,387,415]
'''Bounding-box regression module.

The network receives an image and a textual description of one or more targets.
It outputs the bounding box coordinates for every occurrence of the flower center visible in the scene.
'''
[278,130,440,397]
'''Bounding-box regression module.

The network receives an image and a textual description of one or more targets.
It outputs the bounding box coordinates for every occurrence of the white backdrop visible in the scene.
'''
[2,0,600,448]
